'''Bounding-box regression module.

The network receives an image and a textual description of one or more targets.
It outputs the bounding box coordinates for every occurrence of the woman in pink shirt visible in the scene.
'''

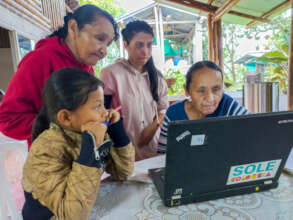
[100,20,169,161]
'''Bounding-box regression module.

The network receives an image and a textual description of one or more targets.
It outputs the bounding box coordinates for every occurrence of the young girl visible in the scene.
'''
[100,20,169,161]
[158,61,249,152]
[21,68,135,220]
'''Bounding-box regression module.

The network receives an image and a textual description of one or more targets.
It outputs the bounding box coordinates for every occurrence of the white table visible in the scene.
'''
[90,156,293,220]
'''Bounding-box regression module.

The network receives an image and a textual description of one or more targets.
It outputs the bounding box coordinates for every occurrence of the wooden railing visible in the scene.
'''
[2,0,66,31]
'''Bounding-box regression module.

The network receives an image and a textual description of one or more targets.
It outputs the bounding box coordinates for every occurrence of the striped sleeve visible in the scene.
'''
[157,114,171,153]
[226,99,249,116]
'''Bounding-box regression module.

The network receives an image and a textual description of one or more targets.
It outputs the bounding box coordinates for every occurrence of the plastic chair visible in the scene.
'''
[0,132,27,220]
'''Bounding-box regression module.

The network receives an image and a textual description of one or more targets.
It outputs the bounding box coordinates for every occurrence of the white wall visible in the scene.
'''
[0,48,14,91]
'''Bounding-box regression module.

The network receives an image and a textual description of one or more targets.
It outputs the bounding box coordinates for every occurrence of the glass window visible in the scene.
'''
[17,34,33,59]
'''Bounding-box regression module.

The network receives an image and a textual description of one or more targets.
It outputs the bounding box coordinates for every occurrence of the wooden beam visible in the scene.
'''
[167,0,215,14]
[247,0,290,27]
[3,0,50,30]
[214,0,241,22]
[228,10,269,23]
[288,0,293,109]
[5,0,51,25]
[30,0,42,8]
[167,0,269,23]
[27,0,43,14]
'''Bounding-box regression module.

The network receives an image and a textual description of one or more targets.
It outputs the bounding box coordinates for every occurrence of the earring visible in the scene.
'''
[187,96,192,102]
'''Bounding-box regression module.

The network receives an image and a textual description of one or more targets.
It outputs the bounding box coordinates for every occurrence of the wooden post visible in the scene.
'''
[213,0,241,22]
[213,20,219,65]
[208,14,214,61]
[288,0,293,109]
[216,19,223,71]
[208,14,222,69]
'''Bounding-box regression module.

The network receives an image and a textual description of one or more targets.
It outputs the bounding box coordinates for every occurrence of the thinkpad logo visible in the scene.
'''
[176,130,191,142]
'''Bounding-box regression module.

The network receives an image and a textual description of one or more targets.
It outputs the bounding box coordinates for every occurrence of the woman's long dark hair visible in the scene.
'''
[32,68,104,141]
[49,4,119,41]
[121,20,160,102]
[185,61,223,91]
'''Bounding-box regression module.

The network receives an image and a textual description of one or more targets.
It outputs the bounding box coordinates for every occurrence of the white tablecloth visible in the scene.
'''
[90,156,293,220]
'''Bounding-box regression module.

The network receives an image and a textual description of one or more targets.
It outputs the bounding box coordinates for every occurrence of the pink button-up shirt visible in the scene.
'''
[100,59,169,161]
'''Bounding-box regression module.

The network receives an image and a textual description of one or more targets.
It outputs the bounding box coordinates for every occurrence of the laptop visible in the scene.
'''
[149,111,293,207]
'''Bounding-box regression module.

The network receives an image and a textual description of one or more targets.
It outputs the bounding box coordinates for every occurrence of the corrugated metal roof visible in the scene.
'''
[157,0,290,25]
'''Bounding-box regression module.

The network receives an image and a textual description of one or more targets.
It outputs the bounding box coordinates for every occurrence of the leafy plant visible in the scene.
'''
[164,68,185,95]
[257,42,288,93]
[224,78,243,91]
[78,0,124,17]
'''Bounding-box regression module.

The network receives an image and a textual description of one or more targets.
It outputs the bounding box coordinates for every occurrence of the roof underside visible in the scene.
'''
[157,0,290,25]
[118,3,200,42]
[117,0,290,43]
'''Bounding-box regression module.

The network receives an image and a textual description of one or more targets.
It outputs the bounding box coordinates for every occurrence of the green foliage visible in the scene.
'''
[164,69,185,95]
[223,66,246,91]
[221,9,290,92]
[78,0,124,17]
[222,23,247,87]
[257,42,289,93]
[94,42,120,77]
[201,24,209,61]
[254,11,290,94]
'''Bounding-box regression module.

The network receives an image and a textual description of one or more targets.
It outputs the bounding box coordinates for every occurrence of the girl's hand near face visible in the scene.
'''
[107,109,120,125]
[81,121,107,147]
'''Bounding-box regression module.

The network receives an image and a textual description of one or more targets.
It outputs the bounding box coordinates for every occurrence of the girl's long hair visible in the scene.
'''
[32,68,104,141]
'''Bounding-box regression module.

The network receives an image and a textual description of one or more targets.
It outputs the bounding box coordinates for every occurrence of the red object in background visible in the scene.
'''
[169,100,177,105]
[0,37,94,148]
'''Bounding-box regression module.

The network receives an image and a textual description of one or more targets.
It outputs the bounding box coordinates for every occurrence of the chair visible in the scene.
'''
[0,132,27,220]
